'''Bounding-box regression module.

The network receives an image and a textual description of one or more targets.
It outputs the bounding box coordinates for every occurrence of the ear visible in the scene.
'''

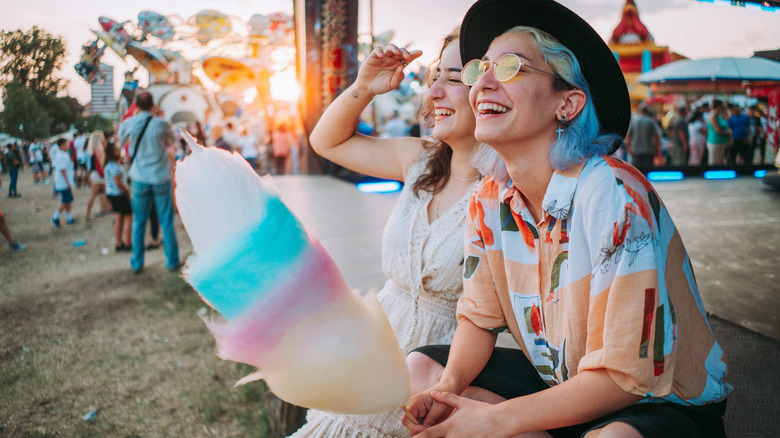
[556,89,587,122]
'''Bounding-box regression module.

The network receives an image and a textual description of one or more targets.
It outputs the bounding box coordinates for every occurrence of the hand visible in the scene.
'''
[412,392,506,438]
[354,44,422,96]
[402,389,456,435]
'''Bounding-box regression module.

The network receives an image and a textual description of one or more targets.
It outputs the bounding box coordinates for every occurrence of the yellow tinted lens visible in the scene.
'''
[495,54,521,82]
[461,59,482,85]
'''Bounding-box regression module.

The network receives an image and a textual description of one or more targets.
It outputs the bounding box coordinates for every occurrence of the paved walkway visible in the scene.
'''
[274,174,779,438]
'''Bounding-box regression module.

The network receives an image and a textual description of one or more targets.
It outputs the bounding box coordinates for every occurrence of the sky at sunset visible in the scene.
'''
[1,0,779,106]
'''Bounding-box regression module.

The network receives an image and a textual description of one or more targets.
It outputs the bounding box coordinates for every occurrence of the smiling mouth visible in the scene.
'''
[477,103,509,115]
[435,109,454,117]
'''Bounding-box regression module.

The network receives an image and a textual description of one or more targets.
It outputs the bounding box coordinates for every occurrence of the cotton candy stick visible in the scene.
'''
[175,131,410,414]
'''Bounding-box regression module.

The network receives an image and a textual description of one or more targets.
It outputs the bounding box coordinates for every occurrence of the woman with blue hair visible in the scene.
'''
[402,1,731,437]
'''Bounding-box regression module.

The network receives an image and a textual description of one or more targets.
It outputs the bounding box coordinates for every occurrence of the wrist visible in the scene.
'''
[436,375,469,395]
[348,83,374,101]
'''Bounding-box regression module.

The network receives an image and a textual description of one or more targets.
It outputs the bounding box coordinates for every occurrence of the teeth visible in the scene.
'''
[435,109,454,117]
[477,103,509,114]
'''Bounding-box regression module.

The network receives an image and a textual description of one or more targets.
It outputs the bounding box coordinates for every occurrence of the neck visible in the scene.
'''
[447,137,481,180]
[498,137,555,223]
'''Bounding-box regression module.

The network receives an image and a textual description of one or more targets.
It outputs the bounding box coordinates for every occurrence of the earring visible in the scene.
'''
[556,115,566,140]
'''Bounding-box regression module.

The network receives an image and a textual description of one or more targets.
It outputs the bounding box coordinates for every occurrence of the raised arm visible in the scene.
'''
[309,45,424,181]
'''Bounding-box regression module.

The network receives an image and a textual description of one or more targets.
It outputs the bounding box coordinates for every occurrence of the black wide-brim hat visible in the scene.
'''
[460,0,630,148]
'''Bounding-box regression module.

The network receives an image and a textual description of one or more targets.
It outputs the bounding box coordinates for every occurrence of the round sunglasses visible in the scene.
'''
[461,53,559,86]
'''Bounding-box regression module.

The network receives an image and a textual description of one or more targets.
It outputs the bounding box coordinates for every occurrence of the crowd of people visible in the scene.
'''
[0,90,306,260]
[623,99,772,168]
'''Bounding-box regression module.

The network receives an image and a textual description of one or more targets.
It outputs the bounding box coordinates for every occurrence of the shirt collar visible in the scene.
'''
[500,161,587,221]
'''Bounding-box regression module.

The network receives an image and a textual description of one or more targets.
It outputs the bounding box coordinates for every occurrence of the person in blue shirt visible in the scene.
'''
[727,104,751,165]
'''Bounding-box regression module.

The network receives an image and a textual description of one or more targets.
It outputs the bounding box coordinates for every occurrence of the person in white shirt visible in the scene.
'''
[236,125,260,171]
[28,140,44,184]
[72,132,88,188]
[50,138,77,228]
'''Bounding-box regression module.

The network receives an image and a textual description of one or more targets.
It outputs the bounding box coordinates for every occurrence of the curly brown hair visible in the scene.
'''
[411,26,460,197]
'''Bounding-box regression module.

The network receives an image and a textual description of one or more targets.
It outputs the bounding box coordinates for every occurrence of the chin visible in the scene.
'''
[474,129,498,146]
[431,127,449,141]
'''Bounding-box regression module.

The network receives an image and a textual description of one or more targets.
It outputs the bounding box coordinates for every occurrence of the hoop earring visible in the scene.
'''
[556,115,566,140]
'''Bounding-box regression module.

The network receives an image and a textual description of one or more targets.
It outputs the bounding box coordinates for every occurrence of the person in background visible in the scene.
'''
[28,139,44,184]
[85,131,112,224]
[403,1,731,436]
[706,99,731,166]
[728,104,750,165]
[271,123,294,175]
[223,121,240,149]
[748,105,766,165]
[236,125,260,171]
[687,110,707,166]
[118,91,180,274]
[668,105,689,166]
[50,138,77,227]
[625,105,660,168]
[103,142,133,252]
[41,142,52,182]
[382,110,411,138]
[193,121,207,146]
[212,124,232,152]
[6,143,22,198]
[72,131,88,188]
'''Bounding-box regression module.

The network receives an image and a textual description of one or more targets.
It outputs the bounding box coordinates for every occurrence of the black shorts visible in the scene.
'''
[414,345,727,438]
[107,194,132,215]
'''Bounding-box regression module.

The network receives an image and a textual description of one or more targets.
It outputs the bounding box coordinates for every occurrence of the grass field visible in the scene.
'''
[0,174,275,437]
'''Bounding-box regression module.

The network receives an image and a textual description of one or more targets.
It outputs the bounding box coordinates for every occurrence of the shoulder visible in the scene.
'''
[394,138,429,179]
[471,176,502,207]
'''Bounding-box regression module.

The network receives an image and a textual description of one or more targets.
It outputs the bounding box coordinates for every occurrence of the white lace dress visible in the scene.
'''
[288,151,477,438]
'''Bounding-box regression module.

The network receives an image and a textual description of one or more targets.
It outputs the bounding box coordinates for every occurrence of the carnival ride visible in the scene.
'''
[75,9,298,129]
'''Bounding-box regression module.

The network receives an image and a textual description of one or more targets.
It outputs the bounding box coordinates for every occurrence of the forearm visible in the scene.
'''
[309,83,374,157]
[438,318,498,393]
[497,369,643,434]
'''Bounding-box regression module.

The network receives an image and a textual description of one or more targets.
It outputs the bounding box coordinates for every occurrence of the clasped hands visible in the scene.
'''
[401,388,508,438]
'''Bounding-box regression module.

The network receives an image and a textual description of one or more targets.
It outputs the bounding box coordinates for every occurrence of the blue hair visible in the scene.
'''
[472,26,622,183]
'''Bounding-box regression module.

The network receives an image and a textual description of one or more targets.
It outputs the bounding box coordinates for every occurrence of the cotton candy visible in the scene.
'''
[175,132,410,415]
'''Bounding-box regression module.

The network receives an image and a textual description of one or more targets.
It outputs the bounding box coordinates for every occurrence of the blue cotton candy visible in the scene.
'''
[187,197,310,320]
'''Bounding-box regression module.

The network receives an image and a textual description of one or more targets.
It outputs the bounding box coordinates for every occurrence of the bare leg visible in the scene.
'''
[122,214,133,247]
[407,352,445,395]
[99,192,111,214]
[583,422,642,438]
[0,209,16,244]
[86,185,99,221]
[113,213,123,248]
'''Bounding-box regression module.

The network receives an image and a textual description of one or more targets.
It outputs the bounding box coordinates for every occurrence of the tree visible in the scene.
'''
[0,26,80,138]
[45,95,84,134]
[75,114,114,133]
[1,82,51,140]
[0,26,66,96]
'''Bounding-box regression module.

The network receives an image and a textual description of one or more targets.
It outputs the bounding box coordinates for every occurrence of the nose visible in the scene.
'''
[473,62,498,91]
[427,78,445,100]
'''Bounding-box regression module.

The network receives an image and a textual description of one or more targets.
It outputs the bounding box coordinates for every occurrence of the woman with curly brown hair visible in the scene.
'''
[289,27,480,438]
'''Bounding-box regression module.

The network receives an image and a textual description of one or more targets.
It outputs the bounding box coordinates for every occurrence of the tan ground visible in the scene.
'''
[0,171,270,437]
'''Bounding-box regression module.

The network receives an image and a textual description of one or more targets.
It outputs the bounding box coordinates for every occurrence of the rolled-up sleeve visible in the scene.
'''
[577,188,675,398]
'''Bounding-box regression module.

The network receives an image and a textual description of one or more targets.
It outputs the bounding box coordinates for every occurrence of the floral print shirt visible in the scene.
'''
[458,155,732,406]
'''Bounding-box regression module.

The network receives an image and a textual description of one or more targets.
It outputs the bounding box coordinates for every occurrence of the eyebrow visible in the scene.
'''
[437,67,463,73]
[482,52,532,62]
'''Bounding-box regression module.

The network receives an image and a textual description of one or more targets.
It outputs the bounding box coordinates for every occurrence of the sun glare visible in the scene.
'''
[269,69,300,102]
